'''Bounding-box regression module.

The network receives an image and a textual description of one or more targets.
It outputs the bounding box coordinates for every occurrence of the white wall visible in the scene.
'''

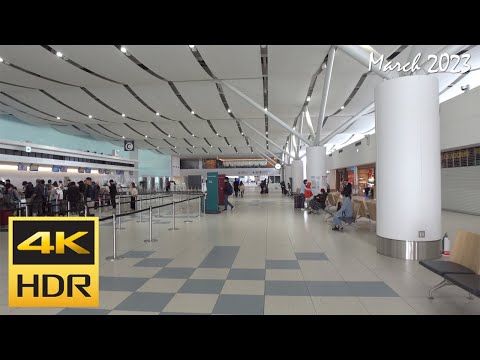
[326,134,376,171]
[171,156,181,177]
[440,87,480,151]
[180,168,281,177]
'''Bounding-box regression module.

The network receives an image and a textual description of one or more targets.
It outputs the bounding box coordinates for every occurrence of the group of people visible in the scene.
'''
[0,178,120,216]
[233,179,245,198]
[259,179,269,194]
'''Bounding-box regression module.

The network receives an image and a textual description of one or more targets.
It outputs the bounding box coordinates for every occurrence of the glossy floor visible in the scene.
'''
[1,189,479,315]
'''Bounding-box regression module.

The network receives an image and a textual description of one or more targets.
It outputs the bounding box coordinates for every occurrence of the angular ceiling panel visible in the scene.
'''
[126,45,211,81]
[222,79,264,119]
[269,45,330,121]
[195,45,262,79]
[51,45,158,85]
[175,81,228,119]
[130,83,193,120]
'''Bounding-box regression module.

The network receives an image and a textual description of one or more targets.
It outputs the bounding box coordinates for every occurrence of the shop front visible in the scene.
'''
[357,164,375,198]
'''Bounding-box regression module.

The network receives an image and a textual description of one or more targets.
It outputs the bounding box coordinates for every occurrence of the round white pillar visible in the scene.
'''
[306,146,327,194]
[291,159,304,193]
[375,75,442,260]
[284,165,292,184]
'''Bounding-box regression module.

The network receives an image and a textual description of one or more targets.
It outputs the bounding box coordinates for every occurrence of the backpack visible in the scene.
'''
[225,183,233,195]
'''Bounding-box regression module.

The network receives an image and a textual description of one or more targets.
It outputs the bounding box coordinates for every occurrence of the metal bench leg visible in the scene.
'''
[427,279,452,299]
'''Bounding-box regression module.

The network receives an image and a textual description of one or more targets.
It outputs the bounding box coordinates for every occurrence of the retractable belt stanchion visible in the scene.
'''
[144,206,158,243]
[168,199,179,231]
[67,201,71,217]
[106,214,124,261]
[117,195,125,230]
[203,195,206,217]
[84,204,88,217]
[198,195,201,217]
[184,196,193,223]
[138,196,143,223]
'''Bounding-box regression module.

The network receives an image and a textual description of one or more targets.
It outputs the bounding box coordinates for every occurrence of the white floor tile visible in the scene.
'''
[221,280,265,295]
[264,296,316,315]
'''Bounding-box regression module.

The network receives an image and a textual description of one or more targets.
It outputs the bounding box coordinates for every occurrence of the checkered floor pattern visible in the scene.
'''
[54,246,398,315]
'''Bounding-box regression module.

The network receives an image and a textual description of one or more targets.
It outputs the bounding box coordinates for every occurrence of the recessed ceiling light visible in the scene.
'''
[356,149,359,152]
[155,112,160,116]
[120,46,127,53]
[261,45,267,48]
[56,116,61,120]
[157,146,159,149]
[306,96,311,102]
[191,110,195,115]
[227,109,231,113]
[264,107,268,111]
[266,131,268,135]
[193,145,195,148]
[340,105,345,110]
[322,63,327,70]
[229,144,232,147]
[241,132,244,135]
[168,134,171,137]
[145,135,148,138]
[191,134,195,136]
[216,133,219,136]
[174,146,177,148]
[210,145,213,147]
[121,114,126,117]
[189,45,195,48]
[88,115,93,119]
[56,51,63,58]
[0,57,3,63]
[122,136,125,139]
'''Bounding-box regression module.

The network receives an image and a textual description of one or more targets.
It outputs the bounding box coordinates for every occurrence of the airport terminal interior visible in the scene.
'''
[1,45,480,315]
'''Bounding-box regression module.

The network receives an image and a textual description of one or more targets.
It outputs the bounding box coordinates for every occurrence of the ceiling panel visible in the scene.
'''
[126,45,211,81]
[51,45,158,85]
[269,45,330,121]
[0,92,62,123]
[46,87,121,122]
[175,81,228,119]
[181,119,216,138]
[222,79,264,119]
[90,85,157,121]
[0,63,68,91]
[2,89,92,124]
[196,45,262,79]
[209,120,242,137]
[130,83,193,120]
[0,45,108,88]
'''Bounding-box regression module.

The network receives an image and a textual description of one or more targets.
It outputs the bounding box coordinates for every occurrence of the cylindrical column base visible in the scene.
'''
[376,236,442,260]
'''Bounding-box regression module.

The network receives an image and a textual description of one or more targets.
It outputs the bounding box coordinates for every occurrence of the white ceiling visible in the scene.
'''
[0,45,476,159]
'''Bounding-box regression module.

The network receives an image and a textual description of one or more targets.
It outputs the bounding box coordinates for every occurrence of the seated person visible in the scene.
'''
[332,190,353,231]
[307,188,327,214]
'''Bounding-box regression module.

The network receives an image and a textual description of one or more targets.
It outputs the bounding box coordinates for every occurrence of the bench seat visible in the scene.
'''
[444,273,480,297]
[419,260,474,276]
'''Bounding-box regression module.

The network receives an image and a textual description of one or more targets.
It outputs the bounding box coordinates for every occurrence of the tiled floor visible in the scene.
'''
[1,189,480,315]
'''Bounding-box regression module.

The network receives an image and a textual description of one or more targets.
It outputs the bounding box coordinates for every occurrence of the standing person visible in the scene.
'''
[300,179,308,209]
[5,183,21,216]
[66,181,80,215]
[166,179,171,192]
[129,182,138,210]
[233,179,239,198]
[223,177,234,211]
[109,180,117,209]
[58,180,64,191]
[239,181,245,198]
[31,179,45,216]
[49,181,63,216]
[83,177,94,216]
[280,180,286,195]
[22,181,35,215]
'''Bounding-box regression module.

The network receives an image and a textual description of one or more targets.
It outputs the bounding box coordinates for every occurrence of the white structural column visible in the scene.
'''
[284,165,292,184]
[375,75,442,260]
[291,159,304,193]
[306,146,327,194]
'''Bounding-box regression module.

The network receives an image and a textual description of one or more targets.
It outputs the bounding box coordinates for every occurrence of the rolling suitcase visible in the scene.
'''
[294,194,304,209]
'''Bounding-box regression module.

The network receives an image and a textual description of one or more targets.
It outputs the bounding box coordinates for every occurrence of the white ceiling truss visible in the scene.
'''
[0,45,476,159]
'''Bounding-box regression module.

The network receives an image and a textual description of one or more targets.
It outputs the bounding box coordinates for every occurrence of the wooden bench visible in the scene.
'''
[419,230,480,299]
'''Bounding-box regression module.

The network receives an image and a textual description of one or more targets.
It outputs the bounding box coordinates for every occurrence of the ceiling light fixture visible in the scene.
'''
[261,45,267,48]
[174,146,177,148]
[157,146,159,149]
[122,136,125,139]
[168,134,171,137]
[264,107,268,111]
[192,134,195,136]
[155,112,160,116]
[266,131,268,135]
[340,105,345,110]
[56,116,61,120]
[0,57,4,63]
[306,96,311,102]
[216,133,219,136]
[191,110,195,115]
[121,114,126,117]
[227,109,231,113]
[322,63,327,70]
[210,145,213,147]
[145,135,148,138]
[120,46,127,53]
[356,149,359,152]
[189,45,195,48]
[241,132,244,135]
[56,51,63,58]
[88,115,93,119]
[192,145,195,148]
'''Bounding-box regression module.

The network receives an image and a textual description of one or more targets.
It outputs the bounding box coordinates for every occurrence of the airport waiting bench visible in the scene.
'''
[419,230,480,299]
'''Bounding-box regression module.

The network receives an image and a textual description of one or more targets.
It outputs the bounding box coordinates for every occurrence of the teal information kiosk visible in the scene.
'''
[206,172,221,214]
